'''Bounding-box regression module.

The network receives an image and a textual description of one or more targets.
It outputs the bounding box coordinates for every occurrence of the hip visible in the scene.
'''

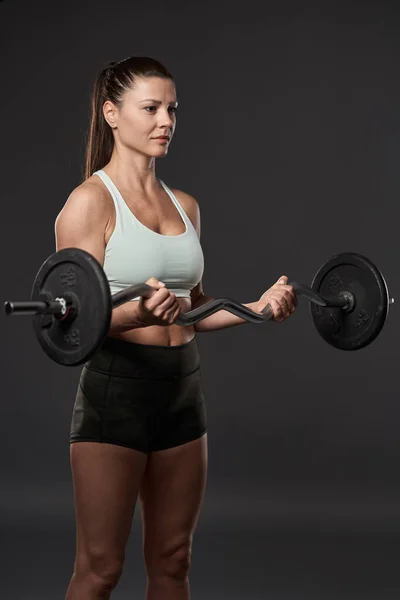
[74,334,204,427]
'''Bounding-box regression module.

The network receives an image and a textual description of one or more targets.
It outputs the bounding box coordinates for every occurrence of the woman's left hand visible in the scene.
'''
[256,275,297,322]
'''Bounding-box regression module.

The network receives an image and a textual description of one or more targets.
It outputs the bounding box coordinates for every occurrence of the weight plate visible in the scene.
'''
[31,248,111,366]
[310,253,390,351]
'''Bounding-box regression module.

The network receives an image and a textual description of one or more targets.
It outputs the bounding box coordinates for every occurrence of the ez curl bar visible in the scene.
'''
[4,248,394,366]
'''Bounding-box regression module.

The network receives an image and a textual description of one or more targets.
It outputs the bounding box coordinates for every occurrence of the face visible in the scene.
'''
[104,76,178,158]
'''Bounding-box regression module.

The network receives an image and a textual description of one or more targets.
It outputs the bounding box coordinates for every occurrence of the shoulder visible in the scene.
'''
[54,176,115,259]
[64,175,111,211]
[54,176,115,251]
[56,176,112,225]
[169,187,201,236]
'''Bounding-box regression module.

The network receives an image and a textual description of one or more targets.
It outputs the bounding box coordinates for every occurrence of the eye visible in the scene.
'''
[144,105,178,114]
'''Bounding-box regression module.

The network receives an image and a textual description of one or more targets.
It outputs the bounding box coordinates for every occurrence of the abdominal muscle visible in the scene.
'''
[110,297,196,347]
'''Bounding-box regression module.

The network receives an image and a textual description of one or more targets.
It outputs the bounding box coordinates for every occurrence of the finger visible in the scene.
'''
[274,293,291,318]
[271,288,296,311]
[282,285,297,305]
[164,301,182,324]
[268,291,291,314]
[154,287,171,302]
[272,283,297,305]
[281,288,297,308]
[169,304,182,324]
[163,295,179,315]
[143,287,170,312]
[269,298,284,321]
[155,293,178,315]
[145,277,166,290]
[280,298,291,318]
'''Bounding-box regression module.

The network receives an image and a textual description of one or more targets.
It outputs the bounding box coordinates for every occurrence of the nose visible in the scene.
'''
[158,108,174,130]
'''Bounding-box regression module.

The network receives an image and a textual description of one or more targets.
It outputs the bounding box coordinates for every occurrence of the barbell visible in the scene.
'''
[3,248,393,366]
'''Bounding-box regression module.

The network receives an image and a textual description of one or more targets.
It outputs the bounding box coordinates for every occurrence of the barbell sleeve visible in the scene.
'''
[4,300,64,316]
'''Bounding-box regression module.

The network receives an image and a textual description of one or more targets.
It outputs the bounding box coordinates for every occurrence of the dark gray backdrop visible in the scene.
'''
[1,1,399,598]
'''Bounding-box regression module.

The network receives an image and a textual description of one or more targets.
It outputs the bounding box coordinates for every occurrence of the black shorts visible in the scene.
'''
[70,335,207,453]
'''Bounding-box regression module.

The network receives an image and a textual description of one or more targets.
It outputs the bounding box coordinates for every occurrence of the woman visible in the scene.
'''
[55,56,296,600]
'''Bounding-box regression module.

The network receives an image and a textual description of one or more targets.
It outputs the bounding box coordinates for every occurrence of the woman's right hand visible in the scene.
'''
[137,277,182,327]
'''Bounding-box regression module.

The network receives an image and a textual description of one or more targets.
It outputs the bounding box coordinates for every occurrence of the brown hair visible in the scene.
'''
[83,56,174,181]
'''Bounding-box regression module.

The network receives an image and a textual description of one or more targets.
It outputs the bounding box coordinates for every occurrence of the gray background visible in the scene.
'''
[1,0,399,598]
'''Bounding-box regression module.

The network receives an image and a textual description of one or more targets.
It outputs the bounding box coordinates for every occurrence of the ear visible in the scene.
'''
[103,100,117,129]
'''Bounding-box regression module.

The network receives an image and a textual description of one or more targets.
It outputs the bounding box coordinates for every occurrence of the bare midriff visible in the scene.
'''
[111,297,196,347]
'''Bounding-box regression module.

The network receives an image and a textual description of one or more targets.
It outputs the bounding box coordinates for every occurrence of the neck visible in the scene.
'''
[104,146,157,193]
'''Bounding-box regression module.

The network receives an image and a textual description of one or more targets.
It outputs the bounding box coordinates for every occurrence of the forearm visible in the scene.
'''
[109,302,147,335]
[193,295,260,333]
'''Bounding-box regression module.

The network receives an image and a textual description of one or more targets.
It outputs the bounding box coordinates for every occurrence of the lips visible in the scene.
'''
[154,136,170,140]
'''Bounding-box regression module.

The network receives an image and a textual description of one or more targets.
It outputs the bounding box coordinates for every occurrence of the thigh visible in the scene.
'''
[139,434,208,562]
[71,441,148,567]
[70,367,151,453]
[151,367,207,452]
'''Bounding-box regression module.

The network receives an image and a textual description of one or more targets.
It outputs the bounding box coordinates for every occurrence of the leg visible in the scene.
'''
[139,434,208,600]
[65,441,147,600]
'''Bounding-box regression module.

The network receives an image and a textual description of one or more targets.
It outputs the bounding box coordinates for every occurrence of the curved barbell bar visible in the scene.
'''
[4,281,379,324]
[110,281,348,327]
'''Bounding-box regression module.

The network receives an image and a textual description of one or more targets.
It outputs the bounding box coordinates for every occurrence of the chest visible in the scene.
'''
[105,188,187,244]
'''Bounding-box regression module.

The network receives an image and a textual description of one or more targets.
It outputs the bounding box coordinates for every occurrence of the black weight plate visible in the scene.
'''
[31,248,111,366]
[309,253,389,351]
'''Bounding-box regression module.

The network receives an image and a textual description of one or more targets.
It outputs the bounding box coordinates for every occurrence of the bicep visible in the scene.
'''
[54,185,108,267]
